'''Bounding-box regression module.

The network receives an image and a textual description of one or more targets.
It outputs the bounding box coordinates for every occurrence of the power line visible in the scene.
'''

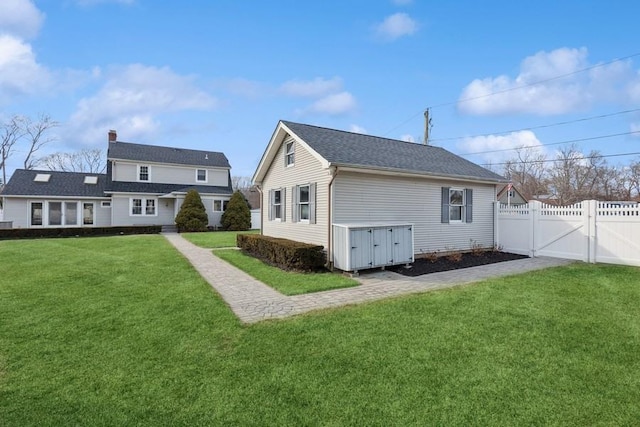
[431,108,640,143]
[382,51,640,136]
[460,130,640,156]
[480,150,640,168]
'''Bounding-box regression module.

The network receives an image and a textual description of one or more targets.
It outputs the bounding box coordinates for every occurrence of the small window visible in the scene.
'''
[285,141,295,167]
[84,176,98,185]
[449,189,465,222]
[101,201,111,208]
[138,165,149,181]
[196,169,207,182]
[213,200,228,212]
[34,173,51,182]
[132,198,143,215]
[273,189,282,220]
[298,185,310,221]
[145,199,156,215]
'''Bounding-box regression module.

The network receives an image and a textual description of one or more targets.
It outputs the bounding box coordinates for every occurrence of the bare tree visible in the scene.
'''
[1,115,26,185]
[231,175,252,191]
[23,113,59,170]
[38,149,106,173]
[502,146,548,200]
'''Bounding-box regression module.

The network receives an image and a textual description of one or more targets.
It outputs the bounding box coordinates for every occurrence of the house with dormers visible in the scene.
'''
[253,121,508,267]
[0,130,233,229]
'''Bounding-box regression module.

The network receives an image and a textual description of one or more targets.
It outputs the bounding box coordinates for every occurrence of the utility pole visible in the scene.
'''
[423,109,432,145]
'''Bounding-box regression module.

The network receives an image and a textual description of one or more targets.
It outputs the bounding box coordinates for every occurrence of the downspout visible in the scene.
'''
[255,184,263,235]
[327,166,339,269]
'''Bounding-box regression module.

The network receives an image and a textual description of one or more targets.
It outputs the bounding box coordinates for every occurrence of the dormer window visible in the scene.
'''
[285,141,295,167]
[196,169,207,182]
[34,173,51,182]
[138,165,149,181]
[84,176,98,185]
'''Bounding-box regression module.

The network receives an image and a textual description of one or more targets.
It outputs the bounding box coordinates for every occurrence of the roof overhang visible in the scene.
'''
[1,195,110,200]
[109,158,230,171]
[330,164,508,185]
[252,121,329,184]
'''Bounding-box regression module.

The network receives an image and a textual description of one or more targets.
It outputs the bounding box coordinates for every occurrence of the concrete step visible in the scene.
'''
[161,224,178,233]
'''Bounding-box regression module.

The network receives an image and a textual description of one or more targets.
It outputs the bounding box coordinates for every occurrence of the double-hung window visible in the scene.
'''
[138,165,150,181]
[292,183,316,224]
[285,141,295,167]
[213,200,229,212]
[131,198,157,216]
[441,187,473,224]
[298,185,310,221]
[273,189,282,220]
[196,169,207,182]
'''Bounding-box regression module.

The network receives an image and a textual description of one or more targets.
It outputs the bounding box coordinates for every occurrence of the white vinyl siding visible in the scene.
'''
[1,198,109,228]
[333,172,495,254]
[110,196,175,226]
[113,161,229,186]
[261,138,329,247]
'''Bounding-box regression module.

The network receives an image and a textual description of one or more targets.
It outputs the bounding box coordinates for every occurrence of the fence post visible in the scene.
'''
[586,200,597,264]
[529,200,540,257]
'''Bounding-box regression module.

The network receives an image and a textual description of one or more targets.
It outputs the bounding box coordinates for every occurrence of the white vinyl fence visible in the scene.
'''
[250,209,261,230]
[497,200,640,266]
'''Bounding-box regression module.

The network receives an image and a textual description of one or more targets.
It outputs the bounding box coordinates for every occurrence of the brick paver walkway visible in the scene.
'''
[163,233,573,324]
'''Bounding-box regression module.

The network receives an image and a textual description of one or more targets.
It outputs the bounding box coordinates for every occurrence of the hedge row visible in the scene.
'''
[0,225,162,240]
[237,233,326,271]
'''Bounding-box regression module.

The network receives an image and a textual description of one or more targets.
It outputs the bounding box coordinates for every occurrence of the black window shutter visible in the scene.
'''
[465,188,473,223]
[441,187,450,223]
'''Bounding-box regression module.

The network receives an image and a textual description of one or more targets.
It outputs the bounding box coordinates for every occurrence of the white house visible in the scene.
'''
[252,121,508,268]
[0,130,234,229]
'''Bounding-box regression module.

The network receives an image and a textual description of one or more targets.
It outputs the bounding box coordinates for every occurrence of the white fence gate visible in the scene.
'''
[497,200,640,267]
[250,209,261,230]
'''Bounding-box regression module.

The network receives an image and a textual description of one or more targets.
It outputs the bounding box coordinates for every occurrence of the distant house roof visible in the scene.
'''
[254,121,506,183]
[108,140,230,168]
[0,169,107,198]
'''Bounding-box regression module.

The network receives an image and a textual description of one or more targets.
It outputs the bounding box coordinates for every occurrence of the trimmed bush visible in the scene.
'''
[0,225,161,240]
[221,191,251,231]
[175,189,208,232]
[237,233,326,271]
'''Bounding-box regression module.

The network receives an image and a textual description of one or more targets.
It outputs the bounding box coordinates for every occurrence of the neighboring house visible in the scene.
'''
[0,130,233,229]
[497,183,527,206]
[252,120,508,267]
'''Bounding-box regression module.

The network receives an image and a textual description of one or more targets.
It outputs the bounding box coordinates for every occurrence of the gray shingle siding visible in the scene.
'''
[282,121,506,182]
[0,169,108,197]
[108,141,230,168]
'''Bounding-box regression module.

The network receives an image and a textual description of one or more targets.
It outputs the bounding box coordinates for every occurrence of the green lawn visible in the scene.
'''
[1,236,640,426]
[213,249,359,295]
[180,229,258,248]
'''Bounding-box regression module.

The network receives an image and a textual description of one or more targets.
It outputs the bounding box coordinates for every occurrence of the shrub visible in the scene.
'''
[221,191,251,231]
[0,226,161,240]
[237,234,326,271]
[175,189,208,232]
[470,239,485,256]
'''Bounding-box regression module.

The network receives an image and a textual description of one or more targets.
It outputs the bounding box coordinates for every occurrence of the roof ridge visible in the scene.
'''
[281,120,440,150]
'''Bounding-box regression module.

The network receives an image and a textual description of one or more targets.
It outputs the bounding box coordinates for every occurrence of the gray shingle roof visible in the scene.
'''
[0,169,108,197]
[108,140,230,168]
[105,181,233,195]
[282,121,506,182]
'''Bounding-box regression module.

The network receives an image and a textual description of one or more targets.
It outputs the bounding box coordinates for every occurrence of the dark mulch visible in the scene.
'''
[388,251,529,277]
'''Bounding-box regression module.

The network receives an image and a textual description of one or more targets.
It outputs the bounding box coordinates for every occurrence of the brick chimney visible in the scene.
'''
[108,130,117,143]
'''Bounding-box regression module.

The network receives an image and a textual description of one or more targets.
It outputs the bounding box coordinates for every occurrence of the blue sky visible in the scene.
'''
[2,0,640,179]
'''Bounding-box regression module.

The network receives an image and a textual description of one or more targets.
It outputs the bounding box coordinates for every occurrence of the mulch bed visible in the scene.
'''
[388,251,528,277]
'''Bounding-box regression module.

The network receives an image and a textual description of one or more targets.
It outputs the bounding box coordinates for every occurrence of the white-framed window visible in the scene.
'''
[83,203,94,225]
[138,165,150,181]
[30,202,43,226]
[213,200,229,212]
[196,169,207,182]
[285,141,295,167]
[130,198,157,216]
[270,189,283,221]
[441,187,472,224]
[101,201,111,208]
[292,183,316,224]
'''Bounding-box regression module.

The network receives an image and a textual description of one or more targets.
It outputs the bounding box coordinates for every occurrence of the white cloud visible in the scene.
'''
[306,92,356,115]
[375,13,418,41]
[401,134,415,142]
[459,47,639,116]
[350,124,367,134]
[0,34,51,102]
[0,0,44,39]
[280,77,343,97]
[458,130,545,165]
[69,64,216,145]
